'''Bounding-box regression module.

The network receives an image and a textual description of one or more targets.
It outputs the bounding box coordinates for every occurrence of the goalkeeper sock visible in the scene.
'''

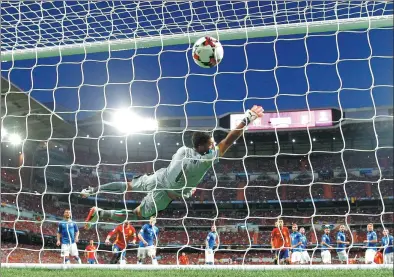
[100,209,138,222]
[94,182,128,193]
[64,258,70,264]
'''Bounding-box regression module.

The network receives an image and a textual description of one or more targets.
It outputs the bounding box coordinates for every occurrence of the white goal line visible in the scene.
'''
[2,264,392,271]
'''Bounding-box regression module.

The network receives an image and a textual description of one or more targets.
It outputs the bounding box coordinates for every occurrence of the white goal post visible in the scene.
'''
[1,16,392,62]
[1,2,393,61]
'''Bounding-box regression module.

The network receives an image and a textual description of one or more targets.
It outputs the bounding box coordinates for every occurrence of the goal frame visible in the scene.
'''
[1,15,393,62]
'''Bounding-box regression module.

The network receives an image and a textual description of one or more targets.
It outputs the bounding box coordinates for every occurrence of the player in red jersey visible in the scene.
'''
[105,221,137,264]
[178,252,190,265]
[85,239,97,264]
[271,219,291,265]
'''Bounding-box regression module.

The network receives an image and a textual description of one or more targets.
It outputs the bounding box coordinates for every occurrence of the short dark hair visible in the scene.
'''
[192,132,211,149]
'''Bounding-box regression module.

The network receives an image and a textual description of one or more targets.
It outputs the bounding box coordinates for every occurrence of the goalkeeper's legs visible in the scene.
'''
[84,207,138,228]
[80,172,163,198]
[80,182,129,198]
[84,191,173,227]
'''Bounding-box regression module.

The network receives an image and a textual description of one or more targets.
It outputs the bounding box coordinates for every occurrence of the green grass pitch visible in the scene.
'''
[1,269,392,277]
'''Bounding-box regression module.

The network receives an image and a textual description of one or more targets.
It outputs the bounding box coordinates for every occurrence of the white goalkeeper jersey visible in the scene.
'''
[157,146,218,196]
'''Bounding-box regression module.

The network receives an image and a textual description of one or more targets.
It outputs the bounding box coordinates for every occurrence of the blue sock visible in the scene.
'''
[64,258,70,264]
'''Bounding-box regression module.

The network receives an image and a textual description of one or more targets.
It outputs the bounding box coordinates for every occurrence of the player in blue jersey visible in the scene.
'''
[321,226,333,264]
[336,225,350,264]
[137,217,159,265]
[205,225,218,265]
[380,229,393,264]
[56,209,82,264]
[290,224,303,264]
[364,223,378,264]
[299,227,310,264]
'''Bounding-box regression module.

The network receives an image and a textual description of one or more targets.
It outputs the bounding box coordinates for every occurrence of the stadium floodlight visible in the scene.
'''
[176,142,179,146]
[250,141,253,144]
[110,109,158,135]
[292,139,296,143]
[9,133,22,146]
[313,138,316,142]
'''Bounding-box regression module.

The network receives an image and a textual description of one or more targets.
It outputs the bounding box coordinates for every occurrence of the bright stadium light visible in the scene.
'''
[176,142,179,146]
[313,138,316,142]
[9,133,22,146]
[292,139,296,143]
[110,109,158,134]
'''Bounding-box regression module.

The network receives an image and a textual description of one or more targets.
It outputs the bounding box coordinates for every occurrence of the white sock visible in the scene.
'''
[152,258,158,265]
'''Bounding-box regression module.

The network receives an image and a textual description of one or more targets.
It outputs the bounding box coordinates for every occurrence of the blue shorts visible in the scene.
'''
[88,258,95,264]
[278,249,289,260]
[112,244,126,258]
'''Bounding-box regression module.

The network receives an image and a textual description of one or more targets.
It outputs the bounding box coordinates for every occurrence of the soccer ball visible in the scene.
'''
[192,36,224,68]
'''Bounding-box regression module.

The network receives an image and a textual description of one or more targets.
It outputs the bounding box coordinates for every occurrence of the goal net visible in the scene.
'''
[1,0,393,268]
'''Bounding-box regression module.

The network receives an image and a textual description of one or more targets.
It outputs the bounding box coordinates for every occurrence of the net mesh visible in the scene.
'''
[1,1,393,51]
[1,0,393,266]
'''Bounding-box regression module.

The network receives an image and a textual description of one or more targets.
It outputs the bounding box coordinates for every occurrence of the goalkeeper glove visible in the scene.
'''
[242,109,259,125]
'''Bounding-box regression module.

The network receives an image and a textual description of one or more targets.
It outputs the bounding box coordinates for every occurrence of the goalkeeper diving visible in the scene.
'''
[82,106,264,225]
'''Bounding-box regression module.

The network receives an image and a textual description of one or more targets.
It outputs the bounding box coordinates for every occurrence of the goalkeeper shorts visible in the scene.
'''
[139,190,173,218]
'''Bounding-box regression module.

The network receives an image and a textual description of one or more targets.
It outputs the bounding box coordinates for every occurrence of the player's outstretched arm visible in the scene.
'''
[217,105,263,157]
